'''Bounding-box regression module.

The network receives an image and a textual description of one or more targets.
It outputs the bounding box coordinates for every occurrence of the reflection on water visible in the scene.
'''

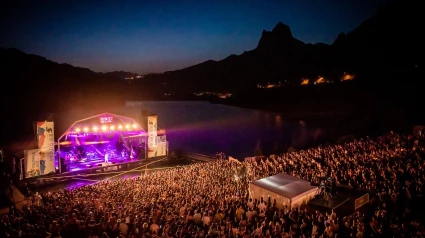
[122,101,324,159]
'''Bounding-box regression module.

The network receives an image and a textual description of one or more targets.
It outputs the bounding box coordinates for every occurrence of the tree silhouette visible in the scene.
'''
[254,140,263,156]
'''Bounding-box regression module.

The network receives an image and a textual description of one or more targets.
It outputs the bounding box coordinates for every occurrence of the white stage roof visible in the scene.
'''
[251,173,317,199]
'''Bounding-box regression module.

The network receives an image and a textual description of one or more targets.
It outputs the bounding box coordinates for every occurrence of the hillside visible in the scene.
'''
[0,48,140,144]
[102,71,140,80]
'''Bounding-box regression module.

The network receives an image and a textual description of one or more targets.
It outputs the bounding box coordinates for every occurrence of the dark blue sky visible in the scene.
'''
[1,0,387,74]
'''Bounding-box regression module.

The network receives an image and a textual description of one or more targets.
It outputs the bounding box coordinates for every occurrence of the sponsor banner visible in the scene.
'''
[147,115,157,137]
[148,136,158,148]
[24,149,40,178]
[157,142,167,157]
[37,121,55,175]
[148,141,167,158]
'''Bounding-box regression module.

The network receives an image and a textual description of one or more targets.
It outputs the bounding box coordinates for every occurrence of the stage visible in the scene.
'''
[25,156,168,187]
[308,191,370,217]
[308,195,350,211]
[55,112,167,174]
[61,155,141,173]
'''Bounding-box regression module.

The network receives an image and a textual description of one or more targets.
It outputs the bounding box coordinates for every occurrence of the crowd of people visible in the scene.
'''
[1,132,425,237]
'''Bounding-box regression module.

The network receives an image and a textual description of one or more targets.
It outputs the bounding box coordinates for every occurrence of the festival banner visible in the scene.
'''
[147,115,158,158]
[157,142,167,157]
[36,121,55,175]
[148,141,167,158]
[147,136,157,158]
[147,145,158,158]
[24,149,40,178]
[148,136,158,148]
[147,115,158,137]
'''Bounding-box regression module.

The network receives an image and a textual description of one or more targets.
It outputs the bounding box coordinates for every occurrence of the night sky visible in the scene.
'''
[1,0,387,74]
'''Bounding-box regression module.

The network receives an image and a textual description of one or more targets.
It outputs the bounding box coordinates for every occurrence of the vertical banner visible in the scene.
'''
[147,136,158,158]
[157,136,167,156]
[147,115,157,137]
[37,121,55,175]
[147,115,158,158]
[157,142,167,156]
[24,149,40,178]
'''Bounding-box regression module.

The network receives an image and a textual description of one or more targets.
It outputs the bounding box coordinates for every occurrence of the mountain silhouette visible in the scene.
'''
[150,21,329,92]
[144,0,421,92]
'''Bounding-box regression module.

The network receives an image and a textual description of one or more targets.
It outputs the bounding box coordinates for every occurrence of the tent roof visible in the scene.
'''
[58,112,144,141]
[251,173,317,199]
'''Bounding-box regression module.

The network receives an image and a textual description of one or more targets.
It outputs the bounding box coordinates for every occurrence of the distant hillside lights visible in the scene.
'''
[194,92,232,99]
[315,76,325,84]
[300,78,309,85]
[341,72,355,81]
[124,75,143,80]
[313,76,332,85]
[299,73,355,86]
[257,81,287,89]
[256,73,355,88]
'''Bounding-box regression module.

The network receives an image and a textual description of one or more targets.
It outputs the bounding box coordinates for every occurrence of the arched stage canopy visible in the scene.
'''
[58,112,147,145]
[56,112,149,173]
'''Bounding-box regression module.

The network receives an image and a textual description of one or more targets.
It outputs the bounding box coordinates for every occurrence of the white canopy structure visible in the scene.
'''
[249,173,318,209]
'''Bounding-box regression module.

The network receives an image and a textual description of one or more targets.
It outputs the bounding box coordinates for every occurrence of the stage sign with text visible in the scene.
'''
[100,116,113,124]
[36,121,55,175]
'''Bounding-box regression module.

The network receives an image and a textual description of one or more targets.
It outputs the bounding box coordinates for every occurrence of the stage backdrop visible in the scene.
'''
[36,121,55,175]
[24,149,40,178]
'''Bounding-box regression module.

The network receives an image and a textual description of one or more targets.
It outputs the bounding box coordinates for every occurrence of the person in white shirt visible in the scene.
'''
[104,153,109,163]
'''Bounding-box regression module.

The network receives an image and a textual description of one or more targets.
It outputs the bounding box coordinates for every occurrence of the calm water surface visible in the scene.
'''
[120,101,324,159]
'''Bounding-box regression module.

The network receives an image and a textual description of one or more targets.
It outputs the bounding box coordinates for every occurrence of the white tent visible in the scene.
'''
[249,173,318,209]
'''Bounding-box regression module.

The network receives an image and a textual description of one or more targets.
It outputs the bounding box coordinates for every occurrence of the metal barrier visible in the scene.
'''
[180,151,217,162]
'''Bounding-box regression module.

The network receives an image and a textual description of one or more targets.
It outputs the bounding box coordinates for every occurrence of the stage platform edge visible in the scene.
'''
[308,191,370,217]
[22,156,167,187]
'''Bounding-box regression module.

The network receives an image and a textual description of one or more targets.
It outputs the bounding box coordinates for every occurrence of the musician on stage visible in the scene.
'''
[104,153,109,163]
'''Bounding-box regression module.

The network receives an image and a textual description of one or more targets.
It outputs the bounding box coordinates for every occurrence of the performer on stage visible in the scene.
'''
[104,153,109,163]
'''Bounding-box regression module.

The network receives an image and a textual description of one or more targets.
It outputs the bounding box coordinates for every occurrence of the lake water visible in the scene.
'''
[119,101,325,159]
